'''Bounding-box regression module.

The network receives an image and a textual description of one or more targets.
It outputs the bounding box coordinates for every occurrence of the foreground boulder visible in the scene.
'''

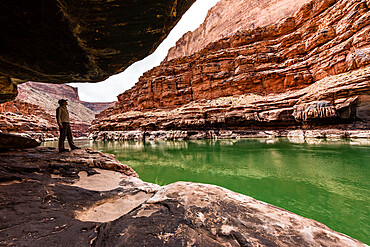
[0,148,366,246]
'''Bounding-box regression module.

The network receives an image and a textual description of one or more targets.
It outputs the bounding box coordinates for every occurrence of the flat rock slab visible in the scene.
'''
[0,148,366,246]
[0,132,40,149]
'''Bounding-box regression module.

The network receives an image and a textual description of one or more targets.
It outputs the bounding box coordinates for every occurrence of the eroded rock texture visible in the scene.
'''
[98,0,370,117]
[0,0,196,102]
[0,148,366,246]
[0,76,17,104]
[0,99,58,137]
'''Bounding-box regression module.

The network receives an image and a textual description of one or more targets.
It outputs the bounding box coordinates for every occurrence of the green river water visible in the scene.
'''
[42,138,370,244]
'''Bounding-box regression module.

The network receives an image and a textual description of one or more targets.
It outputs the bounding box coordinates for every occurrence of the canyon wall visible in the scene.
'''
[0,99,58,141]
[81,102,117,113]
[90,67,370,140]
[17,82,115,125]
[93,0,370,136]
[1,82,115,139]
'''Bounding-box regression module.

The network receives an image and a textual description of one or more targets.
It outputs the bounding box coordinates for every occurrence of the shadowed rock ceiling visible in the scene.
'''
[0,0,195,103]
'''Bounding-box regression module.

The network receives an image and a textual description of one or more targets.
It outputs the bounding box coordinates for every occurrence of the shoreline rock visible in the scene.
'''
[0,147,367,246]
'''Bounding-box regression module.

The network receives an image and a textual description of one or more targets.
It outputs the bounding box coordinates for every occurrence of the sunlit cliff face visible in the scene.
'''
[91,0,369,132]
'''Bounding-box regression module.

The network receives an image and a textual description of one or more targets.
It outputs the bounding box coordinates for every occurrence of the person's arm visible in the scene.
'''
[56,107,63,128]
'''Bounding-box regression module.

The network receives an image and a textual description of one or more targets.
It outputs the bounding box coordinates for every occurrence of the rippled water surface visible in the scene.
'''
[42,138,370,243]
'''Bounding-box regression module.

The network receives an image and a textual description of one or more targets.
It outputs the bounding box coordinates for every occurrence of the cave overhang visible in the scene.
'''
[0,0,195,103]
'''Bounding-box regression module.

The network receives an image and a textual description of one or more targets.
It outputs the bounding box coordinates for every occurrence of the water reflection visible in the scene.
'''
[93,140,146,151]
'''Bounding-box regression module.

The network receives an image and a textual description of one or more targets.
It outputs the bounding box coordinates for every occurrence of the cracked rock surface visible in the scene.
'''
[0,148,366,246]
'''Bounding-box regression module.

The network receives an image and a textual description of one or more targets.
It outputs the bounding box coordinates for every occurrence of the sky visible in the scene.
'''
[71,0,220,102]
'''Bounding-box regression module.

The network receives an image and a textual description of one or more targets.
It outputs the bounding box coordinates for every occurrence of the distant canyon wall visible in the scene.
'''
[1,82,115,139]
[17,82,115,124]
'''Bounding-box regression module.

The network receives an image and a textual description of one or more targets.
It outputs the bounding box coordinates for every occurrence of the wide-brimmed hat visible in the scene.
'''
[58,99,68,105]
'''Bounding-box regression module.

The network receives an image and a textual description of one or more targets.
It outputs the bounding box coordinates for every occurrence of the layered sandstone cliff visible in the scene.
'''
[94,0,370,136]
[0,100,58,141]
[165,0,312,61]
[90,67,370,139]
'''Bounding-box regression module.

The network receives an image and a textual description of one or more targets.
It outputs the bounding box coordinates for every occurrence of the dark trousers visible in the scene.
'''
[58,122,77,151]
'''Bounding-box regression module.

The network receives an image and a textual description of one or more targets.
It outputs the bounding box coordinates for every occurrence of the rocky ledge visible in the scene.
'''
[0,148,367,246]
[0,132,41,149]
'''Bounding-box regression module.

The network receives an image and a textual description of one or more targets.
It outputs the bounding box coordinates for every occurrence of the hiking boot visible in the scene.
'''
[59,149,70,152]
[71,147,81,150]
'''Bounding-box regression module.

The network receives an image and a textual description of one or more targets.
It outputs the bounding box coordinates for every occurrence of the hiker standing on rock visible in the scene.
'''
[56,99,80,152]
